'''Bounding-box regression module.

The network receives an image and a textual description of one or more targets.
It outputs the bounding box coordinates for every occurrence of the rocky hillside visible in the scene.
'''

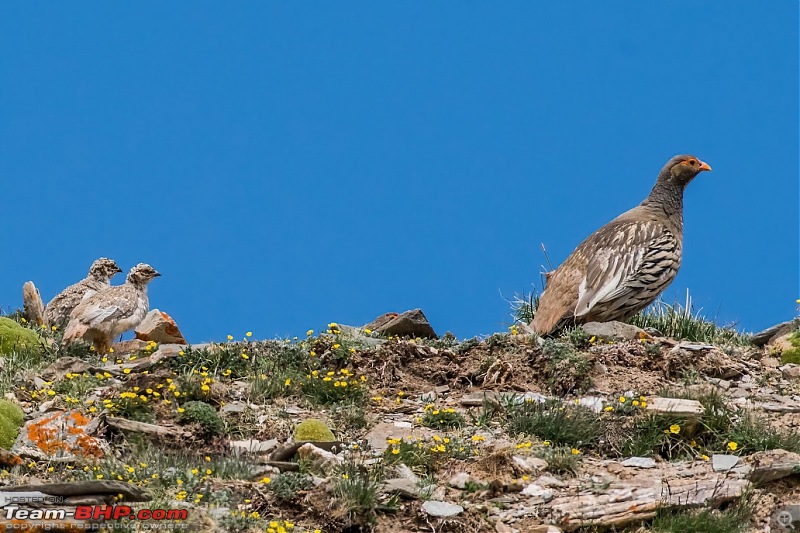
[0,306,798,533]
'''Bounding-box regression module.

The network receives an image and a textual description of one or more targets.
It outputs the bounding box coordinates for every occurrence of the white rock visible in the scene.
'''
[521,483,554,501]
[621,457,657,469]
[711,454,740,472]
[422,500,463,517]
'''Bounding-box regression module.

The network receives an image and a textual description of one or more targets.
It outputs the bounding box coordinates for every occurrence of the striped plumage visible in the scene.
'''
[63,263,161,354]
[529,154,711,335]
[44,258,123,328]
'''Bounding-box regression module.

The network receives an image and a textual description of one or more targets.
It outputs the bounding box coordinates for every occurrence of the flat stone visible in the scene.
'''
[422,500,463,517]
[582,321,648,341]
[41,357,93,381]
[577,396,606,413]
[512,456,548,473]
[521,484,554,501]
[621,457,657,469]
[752,320,798,347]
[780,364,800,380]
[221,401,247,415]
[381,478,425,499]
[712,454,740,472]
[645,397,704,416]
[230,439,278,454]
[13,410,108,461]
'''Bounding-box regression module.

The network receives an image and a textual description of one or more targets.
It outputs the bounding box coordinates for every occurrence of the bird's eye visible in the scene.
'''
[689,160,697,166]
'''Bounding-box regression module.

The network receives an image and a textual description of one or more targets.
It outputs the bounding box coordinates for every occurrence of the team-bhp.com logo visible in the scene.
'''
[5,505,188,521]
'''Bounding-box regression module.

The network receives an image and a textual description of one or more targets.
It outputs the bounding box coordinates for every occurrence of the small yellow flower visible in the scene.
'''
[619,396,626,403]
[122,368,131,374]
[727,441,738,451]
[284,378,292,386]
[364,328,372,334]
[227,334,233,341]
[701,454,710,461]
[603,406,614,412]
[241,353,249,359]
[542,440,551,446]
[246,331,252,337]
[571,448,581,455]
[260,476,271,484]
[669,424,681,434]
[177,407,185,413]
[632,400,640,407]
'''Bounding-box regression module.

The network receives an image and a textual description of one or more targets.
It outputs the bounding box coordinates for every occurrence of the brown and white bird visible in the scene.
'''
[63,263,161,353]
[44,258,123,328]
[529,154,711,335]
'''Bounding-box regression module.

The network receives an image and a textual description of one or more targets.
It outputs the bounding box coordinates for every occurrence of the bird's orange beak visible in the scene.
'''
[698,160,712,172]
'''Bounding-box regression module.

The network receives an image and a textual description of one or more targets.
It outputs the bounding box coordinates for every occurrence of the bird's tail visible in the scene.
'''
[22,281,45,326]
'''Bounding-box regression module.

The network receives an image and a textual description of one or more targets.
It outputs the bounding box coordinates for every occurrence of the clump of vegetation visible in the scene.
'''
[270,472,314,501]
[506,398,602,449]
[651,495,754,533]
[104,391,156,423]
[383,436,474,476]
[332,451,394,527]
[180,401,224,436]
[420,404,465,430]
[533,444,582,476]
[0,317,44,355]
[779,327,800,364]
[294,418,336,442]
[541,340,593,395]
[510,290,539,326]
[627,293,751,346]
[300,368,366,406]
[565,326,592,349]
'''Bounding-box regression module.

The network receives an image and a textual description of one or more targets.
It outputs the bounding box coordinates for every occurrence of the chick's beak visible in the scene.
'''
[153,271,162,277]
[698,160,712,172]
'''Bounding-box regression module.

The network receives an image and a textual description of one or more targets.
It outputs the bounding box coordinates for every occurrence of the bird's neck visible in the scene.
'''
[641,179,684,231]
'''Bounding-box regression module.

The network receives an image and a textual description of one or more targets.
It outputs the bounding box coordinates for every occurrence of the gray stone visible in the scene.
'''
[221,401,247,415]
[582,321,648,341]
[577,396,606,413]
[208,507,231,521]
[712,454,740,472]
[13,410,109,461]
[41,357,93,381]
[365,309,438,339]
[621,457,657,469]
[381,478,425,499]
[230,439,278,454]
[512,455,548,473]
[780,364,800,380]
[752,320,798,347]
[645,397,704,416]
[422,500,464,517]
[448,472,473,489]
[520,483,554,501]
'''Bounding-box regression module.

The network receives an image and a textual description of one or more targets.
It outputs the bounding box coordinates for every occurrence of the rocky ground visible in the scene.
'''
[0,308,799,533]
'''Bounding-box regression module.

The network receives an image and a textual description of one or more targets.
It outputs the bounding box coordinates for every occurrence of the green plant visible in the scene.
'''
[651,494,754,533]
[270,472,314,501]
[627,292,751,346]
[779,328,800,364]
[332,452,391,526]
[533,445,582,476]
[565,326,592,349]
[506,399,602,449]
[0,318,44,355]
[420,405,465,430]
[0,400,24,427]
[384,436,474,476]
[104,391,155,423]
[541,340,592,395]
[510,290,539,325]
[179,401,224,436]
[299,368,366,406]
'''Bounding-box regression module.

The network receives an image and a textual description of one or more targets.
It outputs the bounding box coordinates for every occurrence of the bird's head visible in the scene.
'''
[661,154,712,188]
[88,258,123,282]
[127,263,161,285]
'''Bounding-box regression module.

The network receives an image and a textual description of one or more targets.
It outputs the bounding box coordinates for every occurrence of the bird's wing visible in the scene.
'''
[574,220,678,318]
[74,287,137,327]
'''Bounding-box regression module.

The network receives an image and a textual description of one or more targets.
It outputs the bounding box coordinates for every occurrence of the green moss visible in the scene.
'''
[179,401,224,436]
[0,400,24,427]
[0,411,22,450]
[0,318,43,355]
[780,330,800,364]
[294,418,336,442]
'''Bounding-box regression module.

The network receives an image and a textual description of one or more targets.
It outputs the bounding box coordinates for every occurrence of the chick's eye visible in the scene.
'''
[689,160,697,166]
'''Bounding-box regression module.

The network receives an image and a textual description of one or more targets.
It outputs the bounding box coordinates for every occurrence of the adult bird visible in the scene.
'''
[63,263,161,354]
[44,258,123,328]
[529,154,711,335]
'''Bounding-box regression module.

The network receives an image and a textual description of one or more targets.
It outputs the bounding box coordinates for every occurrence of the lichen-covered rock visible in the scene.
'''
[294,418,336,442]
[0,317,43,355]
[12,410,107,460]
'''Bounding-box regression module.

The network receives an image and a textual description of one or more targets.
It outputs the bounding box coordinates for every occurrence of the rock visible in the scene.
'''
[495,521,514,533]
[711,454,740,472]
[745,449,800,484]
[577,396,606,413]
[363,422,436,452]
[582,321,649,341]
[365,309,438,339]
[421,500,463,518]
[6,480,150,501]
[621,457,657,469]
[22,282,44,326]
[230,439,278,455]
[0,318,44,356]
[780,364,800,379]
[645,397,704,416]
[296,443,342,471]
[221,401,247,416]
[521,484,554,501]
[512,456,549,473]
[134,309,187,344]
[381,478,426,499]
[752,320,798,347]
[334,325,386,348]
[13,410,108,461]
[105,416,186,439]
[448,472,473,489]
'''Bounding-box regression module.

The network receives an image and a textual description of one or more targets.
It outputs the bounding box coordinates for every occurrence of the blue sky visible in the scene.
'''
[1,3,797,342]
